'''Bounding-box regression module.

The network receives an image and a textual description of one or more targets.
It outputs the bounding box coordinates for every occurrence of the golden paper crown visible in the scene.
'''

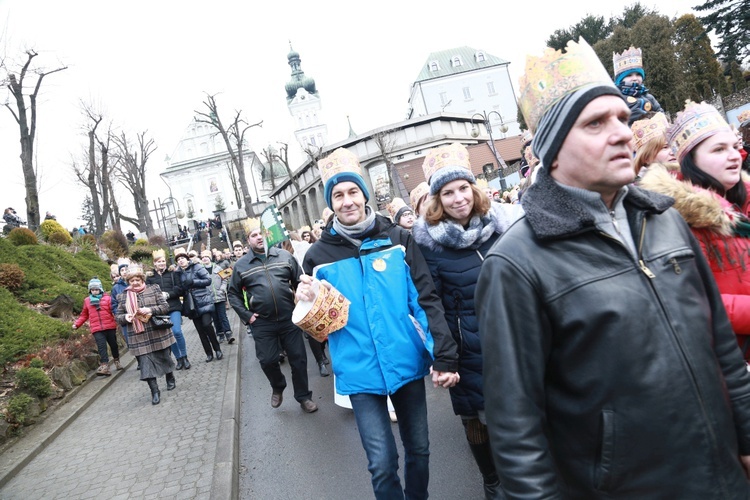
[299,225,312,233]
[125,263,145,281]
[409,182,430,211]
[421,143,471,183]
[631,112,670,151]
[152,249,166,261]
[386,198,409,220]
[518,38,615,132]
[317,148,363,185]
[200,250,212,258]
[738,109,750,124]
[173,247,188,259]
[321,207,334,222]
[667,101,731,162]
[242,217,261,235]
[613,46,642,78]
[475,178,489,189]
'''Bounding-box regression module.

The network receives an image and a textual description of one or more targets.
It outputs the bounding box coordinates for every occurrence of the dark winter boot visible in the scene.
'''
[217,332,225,344]
[182,357,191,370]
[146,378,160,405]
[226,332,236,344]
[175,357,184,370]
[464,420,505,500]
[215,350,223,360]
[166,372,176,391]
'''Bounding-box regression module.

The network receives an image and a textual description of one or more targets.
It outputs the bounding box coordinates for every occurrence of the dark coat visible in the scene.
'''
[413,219,501,417]
[476,172,750,499]
[178,262,214,319]
[146,269,184,313]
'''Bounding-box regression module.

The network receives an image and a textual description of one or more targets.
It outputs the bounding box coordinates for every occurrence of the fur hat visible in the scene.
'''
[173,247,189,260]
[422,143,475,195]
[232,240,243,249]
[88,277,103,291]
[318,148,370,208]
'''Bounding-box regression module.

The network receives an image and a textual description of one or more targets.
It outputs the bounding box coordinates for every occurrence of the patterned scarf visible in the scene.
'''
[425,213,497,250]
[618,82,649,97]
[125,283,148,334]
[332,206,377,248]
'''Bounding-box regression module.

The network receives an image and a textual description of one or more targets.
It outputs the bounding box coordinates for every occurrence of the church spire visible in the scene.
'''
[285,43,317,102]
[347,115,357,139]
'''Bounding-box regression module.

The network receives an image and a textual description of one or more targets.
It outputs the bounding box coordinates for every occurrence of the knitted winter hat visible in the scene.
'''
[88,277,103,291]
[422,143,475,195]
[318,148,370,208]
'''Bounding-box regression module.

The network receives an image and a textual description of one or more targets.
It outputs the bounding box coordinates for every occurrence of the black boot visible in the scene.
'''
[467,440,505,500]
[215,350,223,360]
[166,372,176,391]
[175,357,184,370]
[205,353,214,362]
[146,378,160,405]
[182,357,191,370]
[318,362,330,377]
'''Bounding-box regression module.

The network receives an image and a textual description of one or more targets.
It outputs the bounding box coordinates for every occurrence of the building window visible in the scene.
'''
[310,136,316,146]
[476,51,486,62]
[463,87,472,100]
[487,82,496,95]
[429,61,440,72]
[440,92,449,106]
[452,56,462,67]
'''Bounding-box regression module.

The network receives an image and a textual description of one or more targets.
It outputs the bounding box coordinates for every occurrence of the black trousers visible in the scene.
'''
[193,313,220,355]
[305,333,328,364]
[251,318,311,402]
[93,329,119,363]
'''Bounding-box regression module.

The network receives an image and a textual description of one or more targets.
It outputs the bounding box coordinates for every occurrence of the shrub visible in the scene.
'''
[134,238,149,246]
[0,263,25,291]
[39,219,68,241]
[100,230,129,259]
[6,393,34,425]
[148,235,167,246]
[16,367,52,398]
[36,344,69,367]
[129,245,159,263]
[29,357,44,369]
[47,230,73,246]
[77,233,98,252]
[7,227,37,246]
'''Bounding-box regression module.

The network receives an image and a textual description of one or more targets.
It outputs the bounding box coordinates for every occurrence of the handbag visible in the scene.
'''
[151,315,173,329]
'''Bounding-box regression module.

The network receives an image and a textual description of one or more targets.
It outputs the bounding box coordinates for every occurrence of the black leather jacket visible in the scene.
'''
[227,247,300,324]
[476,173,750,499]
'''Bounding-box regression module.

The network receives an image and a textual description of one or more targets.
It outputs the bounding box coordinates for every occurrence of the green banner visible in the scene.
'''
[260,204,289,255]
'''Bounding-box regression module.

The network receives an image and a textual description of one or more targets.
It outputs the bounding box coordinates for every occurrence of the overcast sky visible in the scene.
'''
[0,0,700,230]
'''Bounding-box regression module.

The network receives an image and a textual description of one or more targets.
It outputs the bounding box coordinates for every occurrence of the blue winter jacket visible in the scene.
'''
[303,215,458,396]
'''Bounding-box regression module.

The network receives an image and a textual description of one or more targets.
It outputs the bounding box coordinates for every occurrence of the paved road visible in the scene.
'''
[239,330,485,499]
[0,310,242,500]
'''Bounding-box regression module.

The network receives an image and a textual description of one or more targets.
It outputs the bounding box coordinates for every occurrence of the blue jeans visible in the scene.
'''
[169,310,187,359]
[211,301,232,337]
[349,378,430,500]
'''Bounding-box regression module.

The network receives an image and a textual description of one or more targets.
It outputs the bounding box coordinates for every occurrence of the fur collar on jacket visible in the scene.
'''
[412,202,518,252]
[638,164,748,237]
[521,168,674,241]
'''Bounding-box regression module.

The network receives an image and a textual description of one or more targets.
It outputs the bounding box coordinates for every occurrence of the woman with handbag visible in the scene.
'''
[115,264,176,405]
[147,249,191,369]
[174,247,223,362]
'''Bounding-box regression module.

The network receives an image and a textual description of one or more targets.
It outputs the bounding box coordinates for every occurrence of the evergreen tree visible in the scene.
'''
[80,195,96,233]
[673,14,727,102]
[546,15,613,50]
[613,2,655,29]
[695,0,750,64]
[728,60,749,92]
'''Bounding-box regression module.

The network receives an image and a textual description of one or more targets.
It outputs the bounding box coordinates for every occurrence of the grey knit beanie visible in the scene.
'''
[428,167,476,195]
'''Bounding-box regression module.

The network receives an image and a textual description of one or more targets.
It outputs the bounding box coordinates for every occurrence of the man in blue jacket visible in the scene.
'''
[297,148,460,500]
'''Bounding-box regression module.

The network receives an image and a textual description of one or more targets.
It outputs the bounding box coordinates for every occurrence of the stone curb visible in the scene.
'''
[210,332,241,500]
[0,352,137,488]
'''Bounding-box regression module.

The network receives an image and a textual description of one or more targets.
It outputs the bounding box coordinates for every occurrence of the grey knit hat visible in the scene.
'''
[88,277,103,291]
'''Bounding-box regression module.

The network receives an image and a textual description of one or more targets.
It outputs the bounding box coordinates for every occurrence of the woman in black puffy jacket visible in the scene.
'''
[174,247,222,362]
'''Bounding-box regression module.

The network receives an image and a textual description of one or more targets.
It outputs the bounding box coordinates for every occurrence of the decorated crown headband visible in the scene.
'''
[667,101,731,162]
[738,109,750,124]
[421,143,471,183]
[317,148,363,185]
[386,198,409,220]
[409,182,430,210]
[152,249,166,261]
[518,38,615,132]
[242,217,261,235]
[475,178,489,189]
[631,112,670,151]
[613,46,642,78]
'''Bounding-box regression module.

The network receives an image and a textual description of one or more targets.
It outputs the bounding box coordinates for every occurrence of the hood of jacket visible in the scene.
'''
[639,164,742,237]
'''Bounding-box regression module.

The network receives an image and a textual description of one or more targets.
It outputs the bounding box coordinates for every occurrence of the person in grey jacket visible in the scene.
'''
[476,38,750,499]
[200,250,234,344]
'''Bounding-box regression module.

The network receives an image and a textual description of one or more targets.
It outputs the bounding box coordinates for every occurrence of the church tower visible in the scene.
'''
[285,44,328,152]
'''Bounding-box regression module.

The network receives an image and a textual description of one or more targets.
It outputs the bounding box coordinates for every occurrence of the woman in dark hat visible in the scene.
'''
[115,264,176,405]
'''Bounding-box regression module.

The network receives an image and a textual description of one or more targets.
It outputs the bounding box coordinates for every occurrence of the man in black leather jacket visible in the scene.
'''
[476,39,750,499]
[227,223,316,413]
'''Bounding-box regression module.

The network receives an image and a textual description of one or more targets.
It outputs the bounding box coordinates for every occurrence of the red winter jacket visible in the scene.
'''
[74,294,118,333]
[640,168,750,355]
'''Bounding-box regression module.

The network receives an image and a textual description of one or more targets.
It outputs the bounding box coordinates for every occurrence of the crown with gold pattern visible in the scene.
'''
[242,217,261,235]
[317,148,363,185]
[631,112,670,151]
[421,143,471,184]
[667,101,731,162]
[613,46,643,80]
[738,109,750,125]
[299,225,312,233]
[152,249,166,261]
[518,38,615,133]
[409,182,430,213]
[386,197,411,221]
[475,178,489,190]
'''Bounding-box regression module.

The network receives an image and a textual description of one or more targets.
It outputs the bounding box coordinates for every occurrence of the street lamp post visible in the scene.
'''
[471,111,510,190]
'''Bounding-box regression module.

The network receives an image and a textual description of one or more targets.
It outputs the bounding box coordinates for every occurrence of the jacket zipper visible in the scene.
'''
[637,218,655,278]
[261,263,280,319]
